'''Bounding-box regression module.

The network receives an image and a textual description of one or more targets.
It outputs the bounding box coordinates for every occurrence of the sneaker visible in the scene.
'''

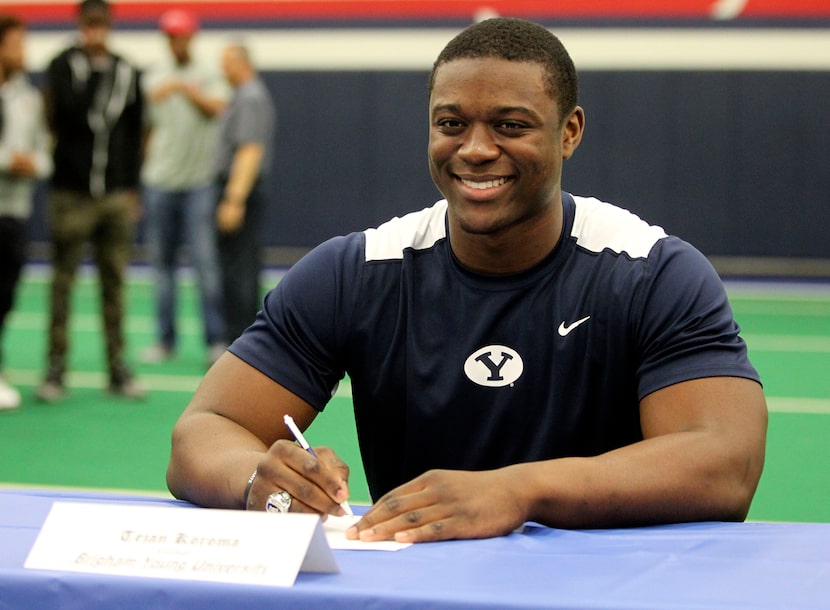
[0,376,21,410]
[107,362,147,400]
[35,379,65,403]
[206,343,226,366]
[107,376,147,400]
[36,362,66,403]
[139,343,175,364]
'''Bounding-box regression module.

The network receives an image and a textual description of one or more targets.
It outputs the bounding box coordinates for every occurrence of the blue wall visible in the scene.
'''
[254,68,830,259]
[24,29,830,265]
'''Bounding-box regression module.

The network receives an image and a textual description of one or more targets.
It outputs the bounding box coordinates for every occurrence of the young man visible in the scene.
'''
[141,9,228,366]
[0,14,52,409]
[167,18,767,543]
[37,0,145,402]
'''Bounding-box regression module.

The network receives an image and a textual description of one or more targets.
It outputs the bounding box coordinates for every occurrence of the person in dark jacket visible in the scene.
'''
[36,0,145,402]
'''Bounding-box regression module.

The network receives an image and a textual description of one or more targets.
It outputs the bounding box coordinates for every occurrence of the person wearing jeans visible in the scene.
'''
[140,9,228,365]
[142,183,225,362]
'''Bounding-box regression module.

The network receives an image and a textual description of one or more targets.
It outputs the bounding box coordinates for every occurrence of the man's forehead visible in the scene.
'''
[433,57,546,84]
[431,58,548,99]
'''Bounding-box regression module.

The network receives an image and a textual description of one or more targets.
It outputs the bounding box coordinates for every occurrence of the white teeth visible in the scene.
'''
[460,177,507,190]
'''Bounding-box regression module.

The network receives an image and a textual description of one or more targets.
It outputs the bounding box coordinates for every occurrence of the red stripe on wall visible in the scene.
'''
[742,0,830,16]
[3,1,829,25]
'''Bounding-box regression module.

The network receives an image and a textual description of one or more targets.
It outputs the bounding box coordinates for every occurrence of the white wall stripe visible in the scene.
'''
[25,28,830,72]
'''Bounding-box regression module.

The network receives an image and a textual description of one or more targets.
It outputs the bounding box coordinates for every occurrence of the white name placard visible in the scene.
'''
[24,502,338,587]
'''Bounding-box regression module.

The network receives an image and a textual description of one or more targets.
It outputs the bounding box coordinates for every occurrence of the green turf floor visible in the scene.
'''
[1,267,829,523]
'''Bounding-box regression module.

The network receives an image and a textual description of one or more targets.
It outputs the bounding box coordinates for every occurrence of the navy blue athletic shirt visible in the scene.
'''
[231,193,760,500]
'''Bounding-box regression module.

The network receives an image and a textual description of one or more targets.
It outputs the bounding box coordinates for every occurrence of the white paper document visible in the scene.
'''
[323,514,411,551]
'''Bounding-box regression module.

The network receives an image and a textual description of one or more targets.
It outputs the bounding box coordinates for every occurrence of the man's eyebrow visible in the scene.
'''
[496,106,544,122]
[431,103,461,115]
[431,103,543,122]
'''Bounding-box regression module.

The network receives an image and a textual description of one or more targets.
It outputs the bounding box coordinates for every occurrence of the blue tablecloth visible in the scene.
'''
[1,488,828,609]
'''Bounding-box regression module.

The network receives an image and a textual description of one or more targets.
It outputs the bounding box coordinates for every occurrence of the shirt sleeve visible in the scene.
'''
[234,87,272,147]
[228,234,363,410]
[634,236,761,399]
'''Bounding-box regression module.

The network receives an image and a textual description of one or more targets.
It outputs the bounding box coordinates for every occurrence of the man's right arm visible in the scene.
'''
[180,81,227,118]
[166,351,351,513]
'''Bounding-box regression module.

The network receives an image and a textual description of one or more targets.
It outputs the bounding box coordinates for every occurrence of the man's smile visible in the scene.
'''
[459,176,510,190]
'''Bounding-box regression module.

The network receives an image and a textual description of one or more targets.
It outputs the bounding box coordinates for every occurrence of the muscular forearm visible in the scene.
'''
[518,428,762,529]
[167,354,325,510]
[353,377,766,543]
[167,411,265,509]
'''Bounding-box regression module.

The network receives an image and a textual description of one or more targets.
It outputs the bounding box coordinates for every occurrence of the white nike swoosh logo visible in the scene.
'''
[558,315,591,337]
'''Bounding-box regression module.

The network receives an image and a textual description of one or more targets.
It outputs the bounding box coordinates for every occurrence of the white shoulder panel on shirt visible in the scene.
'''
[571,196,668,259]
[364,200,448,262]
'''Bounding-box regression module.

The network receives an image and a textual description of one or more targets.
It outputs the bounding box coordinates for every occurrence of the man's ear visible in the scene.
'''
[561,106,585,160]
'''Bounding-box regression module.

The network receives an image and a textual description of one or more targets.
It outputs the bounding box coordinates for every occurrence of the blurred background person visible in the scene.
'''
[214,44,275,344]
[36,0,145,402]
[140,9,228,367]
[0,14,53,410]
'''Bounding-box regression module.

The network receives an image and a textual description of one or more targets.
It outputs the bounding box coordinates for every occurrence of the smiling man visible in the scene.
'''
[167,18,767,543]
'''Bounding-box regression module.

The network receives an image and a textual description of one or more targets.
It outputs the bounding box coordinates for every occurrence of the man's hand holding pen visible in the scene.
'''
[247,439,352,517]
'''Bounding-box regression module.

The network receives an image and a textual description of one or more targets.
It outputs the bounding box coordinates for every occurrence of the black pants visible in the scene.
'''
[0,216,27,368]
[217,179,266,344]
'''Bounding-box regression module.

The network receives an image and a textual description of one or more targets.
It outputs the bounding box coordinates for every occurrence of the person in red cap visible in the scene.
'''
[140,9,230,367]
[159,8,198,37]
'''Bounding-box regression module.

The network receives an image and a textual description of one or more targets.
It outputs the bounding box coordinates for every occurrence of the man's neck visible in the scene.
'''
[449,205,564,276]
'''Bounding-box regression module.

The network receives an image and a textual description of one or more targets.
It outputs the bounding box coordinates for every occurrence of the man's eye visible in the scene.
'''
[437,119,464,129]
[499,121,525,130]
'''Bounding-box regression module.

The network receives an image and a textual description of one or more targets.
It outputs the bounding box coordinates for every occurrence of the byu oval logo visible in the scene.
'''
[464,345,524,387]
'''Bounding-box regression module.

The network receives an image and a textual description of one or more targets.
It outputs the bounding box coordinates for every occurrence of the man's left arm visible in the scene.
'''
[520,375,767,528]
[349,375,767,542]
[216,142,263,233]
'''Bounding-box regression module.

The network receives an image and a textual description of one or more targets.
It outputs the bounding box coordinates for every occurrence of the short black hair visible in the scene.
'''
[0,14,24,44]
[429,18,578,121]
[78,0,110,22]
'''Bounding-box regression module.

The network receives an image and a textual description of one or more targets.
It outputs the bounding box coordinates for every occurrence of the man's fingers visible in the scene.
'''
[352,507,454,543]
[348,487,441,541]
[260,441,350,513]
[314,446,351,495]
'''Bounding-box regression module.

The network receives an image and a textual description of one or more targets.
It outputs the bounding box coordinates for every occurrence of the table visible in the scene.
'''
[1,488,828,609]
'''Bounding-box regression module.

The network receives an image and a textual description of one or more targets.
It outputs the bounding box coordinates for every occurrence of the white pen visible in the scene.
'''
[283,414,353,516]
